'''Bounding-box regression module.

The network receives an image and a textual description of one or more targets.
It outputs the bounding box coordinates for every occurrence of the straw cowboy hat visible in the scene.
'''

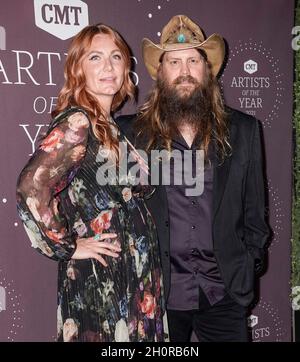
[142,15,225,80]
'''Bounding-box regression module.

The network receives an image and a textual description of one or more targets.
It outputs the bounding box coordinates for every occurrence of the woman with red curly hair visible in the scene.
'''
[16,24,168,342]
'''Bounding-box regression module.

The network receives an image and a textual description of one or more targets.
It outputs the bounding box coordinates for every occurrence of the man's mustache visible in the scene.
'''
[173,75,199,85]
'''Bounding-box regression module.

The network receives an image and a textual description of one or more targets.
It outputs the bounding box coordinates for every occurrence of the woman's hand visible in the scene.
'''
[72,233,121,267]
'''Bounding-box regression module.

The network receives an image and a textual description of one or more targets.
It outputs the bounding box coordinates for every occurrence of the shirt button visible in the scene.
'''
[191,200,196,205]
[191,225,196,229]
[165,221,169,227]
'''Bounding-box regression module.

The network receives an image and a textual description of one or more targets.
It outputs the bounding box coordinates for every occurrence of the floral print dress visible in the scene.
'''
[16,108,168,342]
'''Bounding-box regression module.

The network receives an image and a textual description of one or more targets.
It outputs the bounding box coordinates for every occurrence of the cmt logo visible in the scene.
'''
[248,314,258,328]
[244,59,258,74]
[0,286,6,312]
[34,0,89,40]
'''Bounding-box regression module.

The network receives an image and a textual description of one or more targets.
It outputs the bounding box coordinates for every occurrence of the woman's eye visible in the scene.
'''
[90,54,100,61]
[113,54,122,60]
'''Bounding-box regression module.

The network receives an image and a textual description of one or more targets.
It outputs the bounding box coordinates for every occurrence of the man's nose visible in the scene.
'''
[180,62,190,76]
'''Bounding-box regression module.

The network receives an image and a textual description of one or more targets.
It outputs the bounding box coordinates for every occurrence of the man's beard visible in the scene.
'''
[157,74,214,141]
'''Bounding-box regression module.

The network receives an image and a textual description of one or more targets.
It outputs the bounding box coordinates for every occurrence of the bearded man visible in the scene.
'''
[117,15,269,342]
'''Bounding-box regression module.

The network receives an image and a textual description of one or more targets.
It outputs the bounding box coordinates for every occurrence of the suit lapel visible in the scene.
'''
[212,120,237,221]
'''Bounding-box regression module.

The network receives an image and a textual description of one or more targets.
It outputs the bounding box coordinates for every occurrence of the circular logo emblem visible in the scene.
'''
[221,40,284,128]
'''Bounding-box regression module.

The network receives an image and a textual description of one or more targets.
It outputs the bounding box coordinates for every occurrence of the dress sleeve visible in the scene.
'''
[16,111,90,261]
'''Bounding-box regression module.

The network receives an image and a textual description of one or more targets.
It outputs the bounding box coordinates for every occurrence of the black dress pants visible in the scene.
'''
[167,289,249,342]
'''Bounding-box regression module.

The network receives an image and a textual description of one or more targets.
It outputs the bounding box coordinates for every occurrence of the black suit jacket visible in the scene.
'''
[116,108,270,307]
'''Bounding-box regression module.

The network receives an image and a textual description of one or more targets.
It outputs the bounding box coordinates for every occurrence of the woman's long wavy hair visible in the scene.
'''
[53,24,135,159]
[136,50,231,162]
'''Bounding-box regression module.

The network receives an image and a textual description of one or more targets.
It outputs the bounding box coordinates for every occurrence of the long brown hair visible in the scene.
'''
[53,24,135,157]
[136,50,230,162]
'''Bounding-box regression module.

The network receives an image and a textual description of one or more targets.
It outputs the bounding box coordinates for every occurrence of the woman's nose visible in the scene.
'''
[103,58,113,71]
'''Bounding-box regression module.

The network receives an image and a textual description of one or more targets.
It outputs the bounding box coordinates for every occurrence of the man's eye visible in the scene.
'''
[170,60,178,65]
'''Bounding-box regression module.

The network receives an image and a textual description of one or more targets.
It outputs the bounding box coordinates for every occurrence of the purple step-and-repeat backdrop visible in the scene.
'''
[0,0,293,341]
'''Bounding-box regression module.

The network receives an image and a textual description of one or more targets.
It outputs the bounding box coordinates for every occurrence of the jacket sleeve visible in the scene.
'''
[16,111,90,261]
[244,119,270,274]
